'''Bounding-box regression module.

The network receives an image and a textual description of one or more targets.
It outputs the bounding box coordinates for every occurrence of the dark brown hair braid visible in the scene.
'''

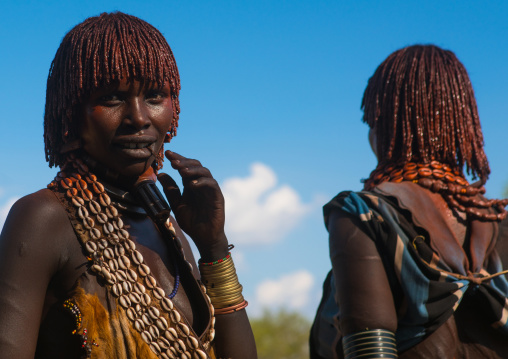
[44,12,180,170]
[362,44,489,181]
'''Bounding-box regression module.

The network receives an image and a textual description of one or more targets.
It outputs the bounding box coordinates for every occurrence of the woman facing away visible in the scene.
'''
[310,45,508,358]
[0,12,257,359]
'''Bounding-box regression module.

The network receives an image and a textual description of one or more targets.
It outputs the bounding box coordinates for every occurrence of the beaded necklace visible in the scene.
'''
[48,155,214,359]
[363,160,508,221]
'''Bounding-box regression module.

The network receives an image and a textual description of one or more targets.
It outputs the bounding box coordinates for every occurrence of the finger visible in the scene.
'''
[165,150,202,170]
[179,166,213,183]
[157,173,182,210]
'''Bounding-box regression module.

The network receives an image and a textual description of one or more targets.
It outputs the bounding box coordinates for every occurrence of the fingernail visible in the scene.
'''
[192,180,198,184]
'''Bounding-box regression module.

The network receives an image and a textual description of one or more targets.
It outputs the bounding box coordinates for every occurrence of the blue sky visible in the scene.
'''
[1,1,508,318]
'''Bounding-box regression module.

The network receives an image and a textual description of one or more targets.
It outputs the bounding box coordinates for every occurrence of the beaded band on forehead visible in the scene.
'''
[44,12,180,171]
[362,45,489,181]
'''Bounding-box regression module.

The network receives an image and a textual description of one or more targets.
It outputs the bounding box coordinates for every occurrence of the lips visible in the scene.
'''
[112,136,157,159]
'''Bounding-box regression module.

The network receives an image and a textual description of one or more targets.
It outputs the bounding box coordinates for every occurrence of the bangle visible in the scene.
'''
[199,246,245,309]
[199,244,235,266]
[214,300,249,315]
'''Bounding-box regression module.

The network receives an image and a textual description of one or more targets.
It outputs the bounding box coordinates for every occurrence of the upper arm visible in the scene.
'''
[328,208,397,334]
[0,189,72,358]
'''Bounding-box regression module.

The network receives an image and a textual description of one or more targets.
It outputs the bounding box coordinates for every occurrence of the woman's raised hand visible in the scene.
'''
[157,150,228,261]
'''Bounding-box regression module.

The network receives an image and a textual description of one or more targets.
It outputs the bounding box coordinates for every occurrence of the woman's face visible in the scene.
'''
[80,78,173,178]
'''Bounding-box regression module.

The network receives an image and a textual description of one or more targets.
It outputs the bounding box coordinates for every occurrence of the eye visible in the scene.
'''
[98,94,122,106]
[145,90,168,104]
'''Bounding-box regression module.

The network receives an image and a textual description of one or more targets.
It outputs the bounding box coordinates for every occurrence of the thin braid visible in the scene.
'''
[44,12,181,170]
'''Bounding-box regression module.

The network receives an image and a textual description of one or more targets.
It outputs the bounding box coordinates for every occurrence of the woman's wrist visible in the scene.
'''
[196,232,229,262]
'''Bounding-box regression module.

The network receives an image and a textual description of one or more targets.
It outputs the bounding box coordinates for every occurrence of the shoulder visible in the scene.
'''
[1,188,76,266]
[4,189,70,233]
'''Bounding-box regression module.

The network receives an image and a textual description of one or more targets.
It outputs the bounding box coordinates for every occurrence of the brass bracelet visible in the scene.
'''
[214,300,249,315]
[199,253,244,308]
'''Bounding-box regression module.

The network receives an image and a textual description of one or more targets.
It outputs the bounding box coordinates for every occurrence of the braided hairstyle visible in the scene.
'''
[362,44,488,180]
[362,45,508,221]
[44,12,180,171]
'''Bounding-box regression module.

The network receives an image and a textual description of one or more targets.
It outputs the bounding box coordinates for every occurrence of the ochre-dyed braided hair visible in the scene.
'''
[362,44,489,180]
[362,45,508,221]
[44,12,180,171]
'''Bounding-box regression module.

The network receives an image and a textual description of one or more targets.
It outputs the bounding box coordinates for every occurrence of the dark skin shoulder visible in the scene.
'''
[0,188,81,359]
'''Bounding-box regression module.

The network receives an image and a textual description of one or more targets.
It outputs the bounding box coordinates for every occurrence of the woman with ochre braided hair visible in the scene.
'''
[310,45,508,358]
[0,12,256,359]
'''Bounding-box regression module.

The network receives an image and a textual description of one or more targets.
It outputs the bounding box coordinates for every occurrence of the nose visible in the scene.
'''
[125,97,151,130]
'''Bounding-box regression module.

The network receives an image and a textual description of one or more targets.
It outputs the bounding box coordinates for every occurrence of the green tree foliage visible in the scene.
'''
[251,308,311,359]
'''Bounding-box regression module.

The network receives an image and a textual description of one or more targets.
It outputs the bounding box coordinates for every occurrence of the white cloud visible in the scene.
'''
[222,163,312,244]
[0,197,18,231]
[255,270,314,310]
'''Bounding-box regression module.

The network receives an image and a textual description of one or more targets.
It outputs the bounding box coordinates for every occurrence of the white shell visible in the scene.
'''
[112,283,122,297]
[145,275,157,289]
[109,258,118,271]
[132,250,144,265]
[149,342,161,355]
[161,352,172,359]
[90,228,101,240]
[89,200,101,214]
[141,330,152,344]
[170,310,181,323]
[118,255,131,270]
[129,292,141,304]
[104,248,114,260]
[99,193,111,207]
[142,313,152,326]
[149,325,160,338]
[178,322,190,337]
[116,270,127,282]
[193,349,207,359]
[134,319,145,332]
[175,339,186,353]
[126,269,138,282]
[119,295,131,308]
[115,245,125,256]
[139,263,151,277]
[72,197,84,207]
[156,317,168,331]
[126,307,136,321]
[78,206,89,219]
[98,239,108,250]
[134,282,146,294]
[157,337,170,350]
[85,241,97,253]
[91,264,102,273]
[125,239,136,251]
[187,336,199,349]
[148,306,160,320]
[165,327,178,341]
[116,217,124,229]
[122,281,133,293]
[118,228,129,239]
[141,293,151,306]
[153,287,165,300]
[181,352,191,359]
[161,297,174,311]
[208,328,215,341]
[96,212,108,224]
[103,222,114,235]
